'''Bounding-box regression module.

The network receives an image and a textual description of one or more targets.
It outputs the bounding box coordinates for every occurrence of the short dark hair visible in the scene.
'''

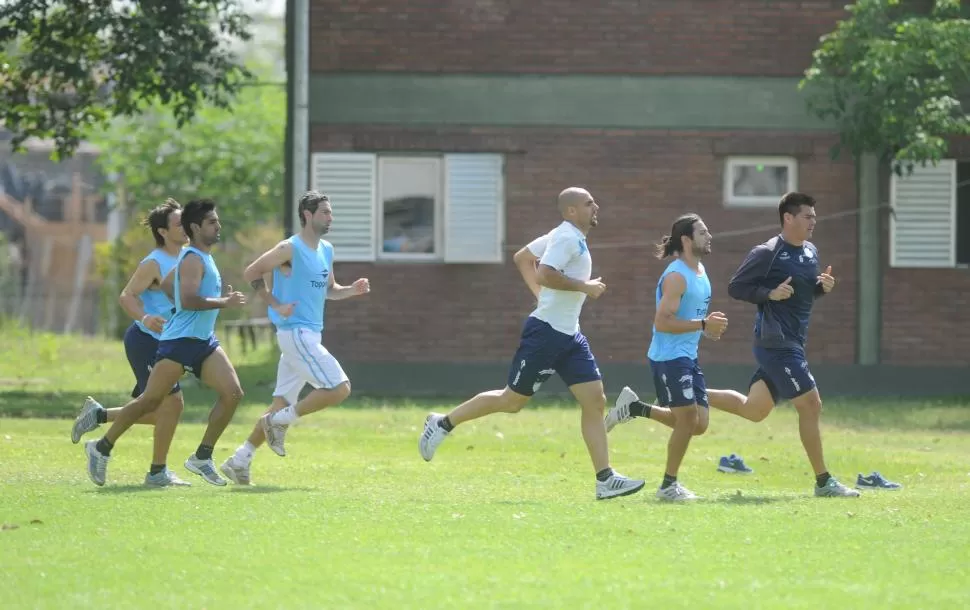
[298,190,330,227]
[181,199,217,239]
[142,198,182,247]
[656,213,702,259]
[778,192,816,226]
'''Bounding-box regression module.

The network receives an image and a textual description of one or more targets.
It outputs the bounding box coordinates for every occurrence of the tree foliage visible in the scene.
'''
[800,0,970,173]
[0,0,252,159]
[91,79,285,236]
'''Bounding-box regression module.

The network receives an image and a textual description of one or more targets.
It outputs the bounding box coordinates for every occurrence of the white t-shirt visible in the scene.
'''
[526,221,592,335]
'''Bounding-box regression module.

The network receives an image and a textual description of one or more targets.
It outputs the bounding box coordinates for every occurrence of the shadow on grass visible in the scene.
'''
[707,493,793,506]
[229,485,315,494]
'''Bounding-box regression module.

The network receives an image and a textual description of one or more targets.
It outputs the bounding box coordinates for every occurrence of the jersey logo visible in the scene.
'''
[779,251,791,261]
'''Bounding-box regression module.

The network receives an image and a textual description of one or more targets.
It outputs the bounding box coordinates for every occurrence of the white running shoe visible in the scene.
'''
[595,472,646,500]
[184,454,227,486]
[656,482,699,502]
[144,468,192,487]
[815,477,861,497]
[84,439,110,486]
[72,397,103,444]
[605,386,639,433]
[220,457,251,485]
[419,413,449,462]
[260,413,289,457]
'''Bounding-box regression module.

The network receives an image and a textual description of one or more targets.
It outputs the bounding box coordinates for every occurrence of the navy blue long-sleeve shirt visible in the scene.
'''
[728,235,826,349]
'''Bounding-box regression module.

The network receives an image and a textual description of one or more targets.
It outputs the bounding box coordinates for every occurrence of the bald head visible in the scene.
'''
[557,187,592,215]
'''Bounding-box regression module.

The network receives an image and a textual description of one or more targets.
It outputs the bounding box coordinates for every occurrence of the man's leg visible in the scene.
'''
[790,387,826,475]
[141,392,190,484]
[83,359,184,486]
[561,335,644,500]
[419,386,531,461]
[184,346,244,486]
[221,395,289,485]
[419,318,556,462]
[197,346,244,448]
[259,330,353,456]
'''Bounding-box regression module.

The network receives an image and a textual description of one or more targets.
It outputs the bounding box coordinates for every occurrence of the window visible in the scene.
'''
[890,159,970,268]
[724,156,798,207]
[378,157,440,260]
[310,152,504,263]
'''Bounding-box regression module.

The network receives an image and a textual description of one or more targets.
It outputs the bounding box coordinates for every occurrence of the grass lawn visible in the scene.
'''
[1,327,969,608]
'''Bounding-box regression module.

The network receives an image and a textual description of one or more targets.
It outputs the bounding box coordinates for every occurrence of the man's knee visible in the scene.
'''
[693,415,709,436]
[794,392,822,417]
[500,388,530,413]
[331,381,351,404]
[220,384,245,406]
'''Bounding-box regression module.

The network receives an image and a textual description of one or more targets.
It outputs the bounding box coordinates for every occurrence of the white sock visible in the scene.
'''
[233,441,256,465]
[271,405,300,426]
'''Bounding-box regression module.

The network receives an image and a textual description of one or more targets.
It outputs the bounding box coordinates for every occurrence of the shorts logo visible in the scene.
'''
[679,374,694,401]
[533,368,556,393]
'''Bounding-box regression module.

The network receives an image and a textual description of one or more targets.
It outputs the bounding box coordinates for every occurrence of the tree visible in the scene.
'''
[0,0,252,160]
[799,0,970,174]
[91,78,285,235]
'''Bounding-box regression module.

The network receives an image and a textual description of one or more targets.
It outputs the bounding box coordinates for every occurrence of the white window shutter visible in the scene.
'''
[443,154,505,263]
[310,153,377,262]
[890,160,956,268]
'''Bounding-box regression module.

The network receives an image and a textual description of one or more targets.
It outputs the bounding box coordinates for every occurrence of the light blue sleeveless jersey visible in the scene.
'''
[160,246,222,341]
[647,259,712,361]
[133,249,179,339]
[268,235,332,332]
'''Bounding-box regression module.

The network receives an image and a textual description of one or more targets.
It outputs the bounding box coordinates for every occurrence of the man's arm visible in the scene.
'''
[327,272,370,300]
[534,234,602,296]
[243,241,293,309]
[178,254,233,310]
[654,273,704,334]
[513,245,541,299]
[118,260,161,324]
[728,246,774,304]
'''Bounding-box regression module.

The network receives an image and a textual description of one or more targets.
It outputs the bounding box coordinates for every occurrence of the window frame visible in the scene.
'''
[375,155,445,263]
[723,156,798,208]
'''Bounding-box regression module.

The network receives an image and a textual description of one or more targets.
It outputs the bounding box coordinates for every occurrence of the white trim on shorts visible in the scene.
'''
[273,327,349,405]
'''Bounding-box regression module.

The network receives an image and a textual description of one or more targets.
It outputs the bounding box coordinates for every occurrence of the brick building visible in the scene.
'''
[301,0,970,396]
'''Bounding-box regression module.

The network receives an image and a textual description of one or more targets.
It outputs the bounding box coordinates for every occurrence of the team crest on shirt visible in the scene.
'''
[578,240,588,256]
[799,248,814,264]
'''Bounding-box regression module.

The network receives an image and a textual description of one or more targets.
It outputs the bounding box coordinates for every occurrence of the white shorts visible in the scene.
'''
[273,328,349,405]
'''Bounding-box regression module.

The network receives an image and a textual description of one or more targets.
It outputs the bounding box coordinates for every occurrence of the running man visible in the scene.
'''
[606,192,858,497]
[220,191,370,485]
[82,199,248,487]
[635,214,726,500]
[419,187,645,500]
[71,198,191,486]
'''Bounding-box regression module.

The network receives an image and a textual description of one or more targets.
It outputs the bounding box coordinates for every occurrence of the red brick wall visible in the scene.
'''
[314,126,857,365]
[310,0,847,76]
[881,269,970,365]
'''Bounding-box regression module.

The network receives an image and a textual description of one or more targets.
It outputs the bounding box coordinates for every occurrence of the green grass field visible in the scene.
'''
[1,326,969,608]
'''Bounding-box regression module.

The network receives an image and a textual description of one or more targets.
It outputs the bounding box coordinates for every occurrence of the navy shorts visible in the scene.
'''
[123,324,179,398]
[156,335,220,379]
[507,317,602,396]
[749,345,817,403]
[649,357,709,408]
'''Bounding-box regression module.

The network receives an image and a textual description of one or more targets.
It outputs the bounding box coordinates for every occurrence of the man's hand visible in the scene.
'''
[352,278,370,295]
[141,314,166,334]
[769,277,794,301]
[272,303,295,318]
[583,277,606,299]
[817,265,835,294]
[704,311,728,340]
[224,286,247,308]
